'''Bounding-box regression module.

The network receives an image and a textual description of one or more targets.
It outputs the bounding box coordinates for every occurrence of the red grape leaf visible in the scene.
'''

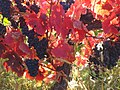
[4,31,31,56]
[66,0,87,20]
[25,13,47,35]
[50,4,73,38]
[102,18,111,33]
[63,17,73,29]
[108,25,119,34]
[51,43,70,58]
[0,43,7,57]
[102,12,119,34]
[4,32,15,48]
[68,20,87,42]
[51,41,75,63]
[2,51,25,76]
[19,42,31,55]
[35,0,51,14]
[102,2,113,11]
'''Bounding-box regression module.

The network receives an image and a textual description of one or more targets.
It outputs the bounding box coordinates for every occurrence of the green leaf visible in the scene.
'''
[3,17,11,26]
[94,30,103,36]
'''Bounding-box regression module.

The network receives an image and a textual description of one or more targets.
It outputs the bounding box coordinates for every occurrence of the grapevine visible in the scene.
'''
[0,0,120,89]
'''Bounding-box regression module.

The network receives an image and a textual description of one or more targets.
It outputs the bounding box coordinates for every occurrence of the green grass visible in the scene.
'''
[68,62,120,90]
[0,59,55,90]
[0,58,120,90]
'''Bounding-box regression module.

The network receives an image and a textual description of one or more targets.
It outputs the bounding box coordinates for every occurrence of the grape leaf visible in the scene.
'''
[102,2,112,11]
[51,41,74,63]
[4,30,31,56]
[66,0,87,20]
[0,42,6,57]
[19,42,32,55]
[2,51,25,76]
[50,4,73,38]
[102,12,119,34]
[25,13,47,35]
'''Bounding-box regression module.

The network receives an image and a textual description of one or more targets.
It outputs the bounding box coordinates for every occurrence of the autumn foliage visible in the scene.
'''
[0,0,120,85]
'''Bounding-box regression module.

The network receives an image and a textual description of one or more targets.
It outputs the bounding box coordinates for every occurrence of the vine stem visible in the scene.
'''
[85,30,104,39]
[55,58,72,64]
[85,35,104,39]
[39,63,56,71]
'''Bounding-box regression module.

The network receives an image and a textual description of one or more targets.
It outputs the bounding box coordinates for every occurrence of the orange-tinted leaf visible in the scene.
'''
[66,0,87,20]
[35,72,44,81]
[102,12,119,34]
[76,56,87,66]
[3,62,10,72]
[53,59,64,68]
[23,70,35,80]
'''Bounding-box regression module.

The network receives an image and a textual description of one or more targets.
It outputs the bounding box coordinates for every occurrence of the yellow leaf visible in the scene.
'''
[3,17,11,26]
